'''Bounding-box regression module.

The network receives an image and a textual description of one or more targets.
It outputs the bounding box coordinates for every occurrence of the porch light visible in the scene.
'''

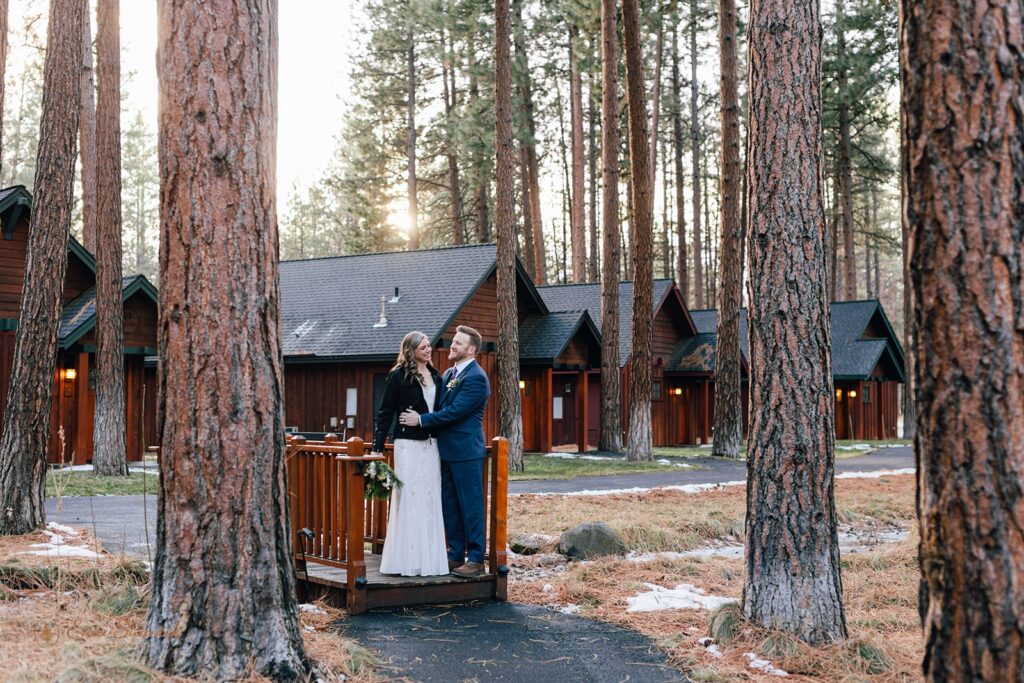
[518,380,525,390]
[835,389,842,399]
[65,368,77,381]
[849,390,857,398]
[673,387,683,396]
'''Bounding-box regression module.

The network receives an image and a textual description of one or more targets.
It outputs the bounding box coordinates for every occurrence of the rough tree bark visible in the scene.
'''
[0,0,8,180]
[406,30,418,249]
[588,66,599,282]
[743,0,847,644]
[0,0,81,535]
[712,0,742,459]
[518,144,537,276]
[671,20,688,298]
[569,24,586,282]
[441,28,464,245]
[91,0,126,477]
[688,0,703,308]
[468,35,490,243]
[902,0,1024,677]
[622,0,653,463]
[836,0,856,301]
[599,0,623,453]
[79,3,97,253]
[142,2,312,678]
[512,0,546,283]
[495,0,525,472]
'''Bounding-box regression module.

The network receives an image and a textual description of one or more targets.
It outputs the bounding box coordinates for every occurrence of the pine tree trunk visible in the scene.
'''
[587,66,599,282]
[623,0,653,463]
[599,0,623,453]
[836,0,856,301]
[406,33,418,249]
[469,39,490,243]
[79,4,97,253]
[871,186,880,296]
[518,144,537,277]
[0,0,9,181]
[830,174,840,301]
[569,25,586,282]
[671,20,688,298]
[91,0,125,477]
[649,21,663,181]
[661,137,671,278]
[441,33,464,245]
[0,0,81,535]
[495,0,524,472]
[688,0,703,308]
[143,3,311,677]
[512,0,546,283]
[902,1,1024,676]
[712,0,742,459]
[744,0,847,644]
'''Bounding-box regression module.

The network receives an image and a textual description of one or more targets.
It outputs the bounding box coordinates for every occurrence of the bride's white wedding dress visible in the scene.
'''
[378,380,449,576]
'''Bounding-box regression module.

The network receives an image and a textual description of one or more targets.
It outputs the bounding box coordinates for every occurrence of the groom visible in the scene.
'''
[399,325,491,578]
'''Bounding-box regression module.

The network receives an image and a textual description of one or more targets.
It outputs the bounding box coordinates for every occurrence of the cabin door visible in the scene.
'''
[551,375,577,448]
[586,375,600,448]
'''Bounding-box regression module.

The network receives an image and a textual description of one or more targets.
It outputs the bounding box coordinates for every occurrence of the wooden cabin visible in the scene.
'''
[0,185,159,464]
[690,300,904,441]
[537,280,716,448]
[278,244,602,450]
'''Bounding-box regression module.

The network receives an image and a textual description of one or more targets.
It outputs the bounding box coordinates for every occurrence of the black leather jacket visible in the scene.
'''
[372,366,442,452]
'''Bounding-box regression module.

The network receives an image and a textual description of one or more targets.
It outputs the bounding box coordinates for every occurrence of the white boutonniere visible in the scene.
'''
[446,377,462,391]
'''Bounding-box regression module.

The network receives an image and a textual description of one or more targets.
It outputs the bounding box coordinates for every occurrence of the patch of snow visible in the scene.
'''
[46,522,79,536]
[25,543,102,559]
[542,583,554,593]
[697,637,724,658]
[541,452,619,461]
[744,652,788,676]
[303,625,316,633]
[558,604,581,615]
[299,603,327,615]
[51,464,156,475]
[836,443,873,450]
[627,551,691,563]
[835,468,915,479]
[627,583,738,613]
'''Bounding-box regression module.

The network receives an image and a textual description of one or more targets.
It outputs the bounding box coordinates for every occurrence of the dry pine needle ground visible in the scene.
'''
[509,475,922,682]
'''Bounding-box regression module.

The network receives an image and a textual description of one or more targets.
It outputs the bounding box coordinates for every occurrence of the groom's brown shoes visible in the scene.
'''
[448,559,463,571]
[452,562,485,578]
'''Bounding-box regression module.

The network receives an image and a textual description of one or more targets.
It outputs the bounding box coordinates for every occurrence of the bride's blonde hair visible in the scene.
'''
[393,331,430,384]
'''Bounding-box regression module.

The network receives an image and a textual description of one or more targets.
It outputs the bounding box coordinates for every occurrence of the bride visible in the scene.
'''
[371,331,449,576]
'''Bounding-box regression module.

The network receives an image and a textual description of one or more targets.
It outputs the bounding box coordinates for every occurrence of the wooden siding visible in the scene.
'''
[0,222,29,317]
[835,380,899,440]
[77,291,159,348]
[556,336,590,367]
[442,275,499,343]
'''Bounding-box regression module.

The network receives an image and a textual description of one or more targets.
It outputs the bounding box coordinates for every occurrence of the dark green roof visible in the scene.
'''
[279,244,547,361]
[537,279,684,367]
[518,310,601,364]
[59,274,158,349]
[684,301,904,382]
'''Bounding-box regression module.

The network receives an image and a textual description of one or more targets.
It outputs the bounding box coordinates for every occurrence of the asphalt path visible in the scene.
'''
[338,601,685,682]
[45,446,912,559]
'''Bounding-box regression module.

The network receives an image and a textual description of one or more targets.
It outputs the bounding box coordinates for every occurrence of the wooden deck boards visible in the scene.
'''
[300,553,495,588]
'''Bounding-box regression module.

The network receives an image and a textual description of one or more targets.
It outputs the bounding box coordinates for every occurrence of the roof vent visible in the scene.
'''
[389,286,401,303]
[373,295,388,328]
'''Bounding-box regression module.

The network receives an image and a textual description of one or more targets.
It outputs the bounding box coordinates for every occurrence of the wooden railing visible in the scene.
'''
[286,433,509,612]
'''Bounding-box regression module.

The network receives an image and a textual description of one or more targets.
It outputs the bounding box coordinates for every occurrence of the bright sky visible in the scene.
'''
[11,1,361,213]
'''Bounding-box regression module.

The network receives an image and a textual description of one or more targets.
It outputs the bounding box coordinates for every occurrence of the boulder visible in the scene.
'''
[558,522,627,560]
[509,533,557,556]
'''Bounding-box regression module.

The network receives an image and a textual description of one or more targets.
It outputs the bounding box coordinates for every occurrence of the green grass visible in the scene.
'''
[510,453,693,481]
[653,445,736,459]
[46,470,157,498]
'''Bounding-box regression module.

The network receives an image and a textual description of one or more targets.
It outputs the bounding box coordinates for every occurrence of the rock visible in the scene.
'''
[531,553,568,568]
[558,522,627,560]
[509,533,557,555]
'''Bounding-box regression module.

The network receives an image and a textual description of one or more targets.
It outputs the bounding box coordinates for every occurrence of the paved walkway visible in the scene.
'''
[338,601,685,682]
[46,447,912,559]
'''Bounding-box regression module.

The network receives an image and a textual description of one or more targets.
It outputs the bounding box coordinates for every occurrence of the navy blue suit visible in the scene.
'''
[419,359,490,564]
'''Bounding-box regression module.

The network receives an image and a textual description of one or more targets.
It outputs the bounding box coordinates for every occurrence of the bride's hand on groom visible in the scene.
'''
[399,408,420,427]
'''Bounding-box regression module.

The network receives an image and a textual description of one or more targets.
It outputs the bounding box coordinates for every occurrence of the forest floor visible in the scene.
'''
[508,472,921,682]
[0,526,377,682]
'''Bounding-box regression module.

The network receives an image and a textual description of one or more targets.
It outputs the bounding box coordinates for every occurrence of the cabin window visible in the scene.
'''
[553,396,564,420]
[862,386,871,404]
[652,380,663,402]
[346,387,358,428]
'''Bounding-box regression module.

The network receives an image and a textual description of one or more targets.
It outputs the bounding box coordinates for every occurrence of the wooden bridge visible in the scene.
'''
[285,433,509,614]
